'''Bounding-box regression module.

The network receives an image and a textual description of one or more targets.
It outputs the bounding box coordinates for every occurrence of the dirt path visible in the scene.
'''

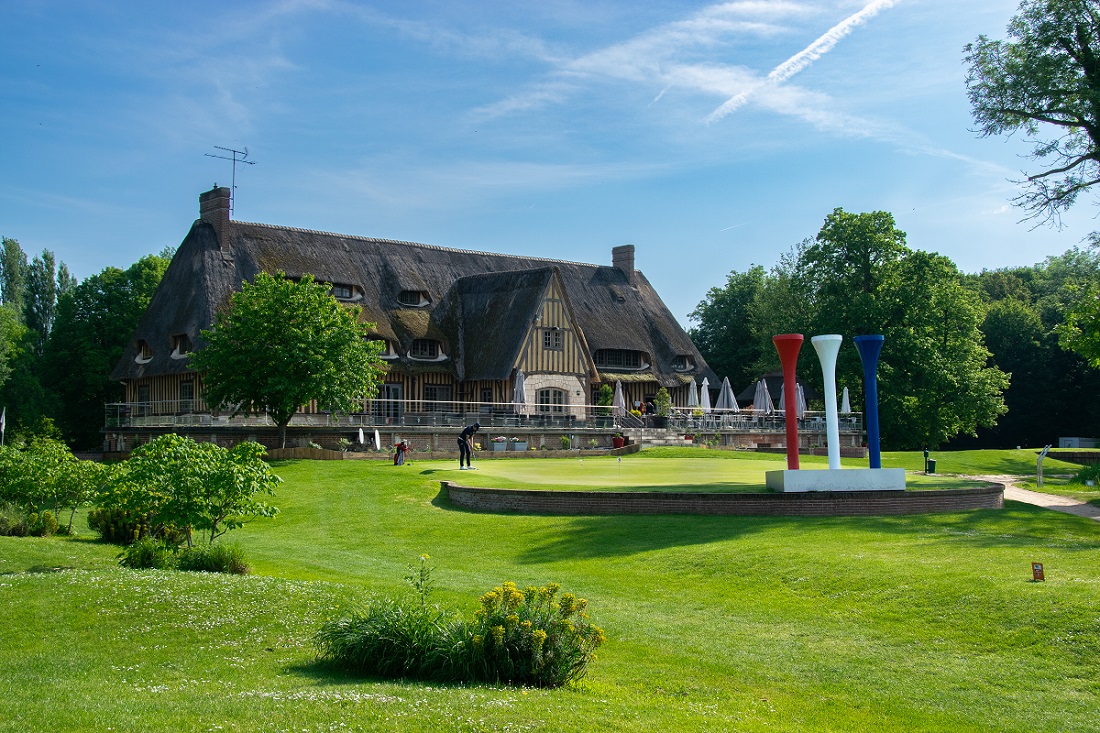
[977,474,1100,522]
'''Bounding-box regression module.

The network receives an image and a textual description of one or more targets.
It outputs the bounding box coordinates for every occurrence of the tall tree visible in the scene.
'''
[0,237,27,316]
[688,265,767,390]
[42,253,171,448]
[795,209,1007,449]
[965,0,1100,222]
[24,250,60,353]
[190,272,385,448]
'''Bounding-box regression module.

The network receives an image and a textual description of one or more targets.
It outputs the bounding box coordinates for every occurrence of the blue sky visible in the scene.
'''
[1,1,1093,326]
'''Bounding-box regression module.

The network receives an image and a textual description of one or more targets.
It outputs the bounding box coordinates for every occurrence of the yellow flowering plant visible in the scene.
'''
[315,559,604,688]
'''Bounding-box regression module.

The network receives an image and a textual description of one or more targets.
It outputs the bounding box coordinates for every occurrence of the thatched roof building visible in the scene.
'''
[112,186,715,417]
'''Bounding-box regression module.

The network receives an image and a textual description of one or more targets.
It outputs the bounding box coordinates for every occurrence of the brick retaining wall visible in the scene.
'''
[441,482,1004,517]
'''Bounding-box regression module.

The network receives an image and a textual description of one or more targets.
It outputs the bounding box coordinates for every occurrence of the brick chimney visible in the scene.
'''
[612,244,636,285]
[199,186,232,253]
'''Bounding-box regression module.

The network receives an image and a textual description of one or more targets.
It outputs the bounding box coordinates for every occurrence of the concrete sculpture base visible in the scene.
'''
[765,468,906,493]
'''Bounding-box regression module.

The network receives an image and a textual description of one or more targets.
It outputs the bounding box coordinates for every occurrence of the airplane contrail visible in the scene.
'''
[706,0,901,124]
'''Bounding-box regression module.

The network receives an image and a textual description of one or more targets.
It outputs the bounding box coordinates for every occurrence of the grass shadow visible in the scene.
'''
[512,500,1100,563]
[0,564,77,576]
[284,659,485,691]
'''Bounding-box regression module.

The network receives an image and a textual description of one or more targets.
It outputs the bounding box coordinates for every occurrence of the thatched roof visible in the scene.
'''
[112,207,716,388]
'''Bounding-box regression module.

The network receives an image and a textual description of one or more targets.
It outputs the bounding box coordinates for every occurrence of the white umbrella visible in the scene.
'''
[358,427,365,444]
[687,379,699,410]
[778,383,788,413]
[612,380,626,417]
[513,370,527,414]
[840,386,851,414]
[796,383,807,418]
[374,428,381,451]
[715,377,739,412]
[699,377,712,413]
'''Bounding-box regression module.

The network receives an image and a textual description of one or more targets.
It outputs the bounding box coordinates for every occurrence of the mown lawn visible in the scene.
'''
[2,451,1099,732]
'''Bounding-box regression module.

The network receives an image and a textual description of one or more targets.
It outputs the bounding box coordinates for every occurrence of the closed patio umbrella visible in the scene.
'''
[687,379,699,410]
[797,383,807,418]
[715,377,739,412]
[612,380,626,417]
[700,377,712,413]
[513,370,527,414]
[840,386,851,414]
[753,379,774,414]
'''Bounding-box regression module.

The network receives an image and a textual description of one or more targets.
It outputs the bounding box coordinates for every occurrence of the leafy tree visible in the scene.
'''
[965,0,1100,221]
[776,208,1007,449]
[0,438,106,532]
[0,326,58,437]
[42,254,171,448]
[688,265,767,390]
[0,305,18,390]
[0,237,27,315]
[877,251,1009,448]
[103,434,279,546]
[191,272,385,448]
[1057,282,1100,364]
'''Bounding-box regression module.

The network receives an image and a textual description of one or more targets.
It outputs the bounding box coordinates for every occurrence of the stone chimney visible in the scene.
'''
[612,244,636,285]
[199,186,232,253]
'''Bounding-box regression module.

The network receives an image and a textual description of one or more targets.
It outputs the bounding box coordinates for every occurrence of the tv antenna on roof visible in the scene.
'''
[204,145,256,213]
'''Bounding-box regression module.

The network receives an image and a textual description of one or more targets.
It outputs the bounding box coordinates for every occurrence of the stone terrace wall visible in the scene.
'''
[441,482,1004,517]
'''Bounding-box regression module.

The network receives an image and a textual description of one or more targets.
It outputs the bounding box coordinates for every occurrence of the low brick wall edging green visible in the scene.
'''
[440,482,1005,517]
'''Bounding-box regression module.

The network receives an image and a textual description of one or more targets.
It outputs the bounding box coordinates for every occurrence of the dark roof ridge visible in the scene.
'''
[232,220,594,269]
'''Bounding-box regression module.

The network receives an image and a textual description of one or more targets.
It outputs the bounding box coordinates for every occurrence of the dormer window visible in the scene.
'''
[397,290,430,307]
[171,334,192,360]
[373,338,399,360]
[672,355,693,371]
[594,349,647,370]
[135,340,153,364]
[409,339,446,361]
[331,284,354,300]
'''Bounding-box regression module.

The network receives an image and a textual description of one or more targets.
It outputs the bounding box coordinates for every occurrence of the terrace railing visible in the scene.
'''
[105,399,861,434]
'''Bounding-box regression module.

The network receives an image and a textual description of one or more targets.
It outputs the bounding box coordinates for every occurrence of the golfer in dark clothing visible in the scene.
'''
[458,422,480,469]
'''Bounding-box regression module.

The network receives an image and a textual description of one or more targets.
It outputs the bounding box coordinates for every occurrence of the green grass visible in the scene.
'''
[2,451,1100,732]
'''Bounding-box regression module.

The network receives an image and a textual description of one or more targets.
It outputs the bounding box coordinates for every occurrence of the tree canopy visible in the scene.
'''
[191,272,384,447]
[691,208,1009,449]
[965,0,1100,222]
[42,253,171,448]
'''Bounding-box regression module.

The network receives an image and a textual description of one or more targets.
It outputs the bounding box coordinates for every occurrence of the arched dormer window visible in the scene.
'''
[671,355,693,372]
[593,349,648,371]
[409,339,446,362]
[135,340,153,364]
[330,283,361,301]
[171,334,192,360]
[372,338,399,360]
[397,290,431,307]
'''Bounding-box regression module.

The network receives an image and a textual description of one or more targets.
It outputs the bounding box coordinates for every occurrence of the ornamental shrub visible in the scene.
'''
[88,506,154,545]
[314,599,462,680]
[177,541,249,574]
[315,562,604,688]
[460,581,605,687]
[0,503,31,537]
[1072,463,1100,485]
[28,510,59,537]
[118,537,174,570]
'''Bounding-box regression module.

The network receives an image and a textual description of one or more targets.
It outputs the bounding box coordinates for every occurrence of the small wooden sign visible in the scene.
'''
[1032,562,1045,582]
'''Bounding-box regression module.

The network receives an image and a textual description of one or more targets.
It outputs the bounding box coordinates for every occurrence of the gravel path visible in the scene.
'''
[977,474,1100,522]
